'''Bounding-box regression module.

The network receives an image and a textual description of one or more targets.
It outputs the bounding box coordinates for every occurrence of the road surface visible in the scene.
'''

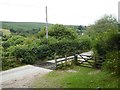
[0,65,52,88]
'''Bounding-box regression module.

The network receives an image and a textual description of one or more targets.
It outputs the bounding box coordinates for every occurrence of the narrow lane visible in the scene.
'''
[0,65,52,88]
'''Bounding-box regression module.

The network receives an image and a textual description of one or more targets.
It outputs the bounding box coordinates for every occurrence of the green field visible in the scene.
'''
[1,21,79,32]
[2,21,47,31]
[32,66,119,88]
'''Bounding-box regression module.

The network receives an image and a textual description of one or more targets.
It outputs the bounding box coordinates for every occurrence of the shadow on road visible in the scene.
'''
[34,61,56,70]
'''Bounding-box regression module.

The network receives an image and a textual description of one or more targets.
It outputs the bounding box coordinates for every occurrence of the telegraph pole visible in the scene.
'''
[46,6,48,39]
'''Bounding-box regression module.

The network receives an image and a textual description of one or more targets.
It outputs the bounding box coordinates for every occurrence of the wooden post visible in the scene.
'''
[73,54,78,65]
[54,53,57,69]
[65,55,67,60]
[65,55,67,66]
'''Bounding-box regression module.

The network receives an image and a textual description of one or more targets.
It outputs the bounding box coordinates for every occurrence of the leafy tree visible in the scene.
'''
[85,14,119,74]
[8,45,36,64]
[79,35,92,51]
[2,35,11,41]
[2,42,10,49]
[7,35,25,46]
[38,24,78,40]
[85,14,118,39]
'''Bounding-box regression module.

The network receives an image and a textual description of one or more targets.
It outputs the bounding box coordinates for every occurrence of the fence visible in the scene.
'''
[94,56,104,69]
[54,54,93,69]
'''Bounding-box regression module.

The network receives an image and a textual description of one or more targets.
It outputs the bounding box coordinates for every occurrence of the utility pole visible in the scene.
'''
[46,6,48,39]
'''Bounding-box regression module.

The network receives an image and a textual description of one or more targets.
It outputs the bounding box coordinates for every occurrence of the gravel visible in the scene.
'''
[0,65,52,88]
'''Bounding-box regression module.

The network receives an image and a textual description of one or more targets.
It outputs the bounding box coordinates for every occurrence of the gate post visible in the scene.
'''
[73,54,78,65]
[54,53,57,69]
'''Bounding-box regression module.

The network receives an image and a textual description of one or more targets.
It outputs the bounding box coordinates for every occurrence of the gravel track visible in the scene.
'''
[0,65,52,88]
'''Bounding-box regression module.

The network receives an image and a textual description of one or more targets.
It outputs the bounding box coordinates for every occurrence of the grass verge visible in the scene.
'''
[32,66,119,88]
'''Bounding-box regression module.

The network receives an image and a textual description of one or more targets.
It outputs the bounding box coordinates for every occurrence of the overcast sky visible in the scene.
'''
[0,0,119,25]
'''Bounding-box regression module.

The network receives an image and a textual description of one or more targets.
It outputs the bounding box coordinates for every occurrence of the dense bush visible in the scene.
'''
[2,57,22,70]
[28,39,41,48]
[49,39,80,56]
[79,35,92,51]
[2,24,92,70]
[85,14,118,41]
[2,35,25,49]
[7,45,36,64]
[2,35,11,41]
[88,15,119,75]
[7,35,25,46]
[101,33,120,75]
[35,37,92,60]
[41,36,58,45]
[93,31,119,57]
[38,24,78,40]
[36,24,92,59]
[102,51,120,75]
[2,42,10,49]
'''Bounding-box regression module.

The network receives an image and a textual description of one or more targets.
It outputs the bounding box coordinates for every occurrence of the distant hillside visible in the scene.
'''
[2,21,81,30]
[1,21,85,34]
[2,22,47,31]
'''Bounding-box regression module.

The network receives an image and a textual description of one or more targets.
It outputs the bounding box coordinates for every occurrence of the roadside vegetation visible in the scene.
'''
[1,22,90,70]
[1,14,119,88]
[32,14,119,88]
[32,66,119,88]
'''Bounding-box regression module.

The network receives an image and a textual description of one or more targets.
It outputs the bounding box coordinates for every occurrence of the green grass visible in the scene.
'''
[32,66,119,88]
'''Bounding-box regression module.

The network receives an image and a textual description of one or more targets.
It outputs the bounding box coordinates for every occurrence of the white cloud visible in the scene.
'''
[0,0,119,25]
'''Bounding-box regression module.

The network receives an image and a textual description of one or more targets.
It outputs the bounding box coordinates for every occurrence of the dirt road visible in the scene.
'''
[0,65,52,88]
